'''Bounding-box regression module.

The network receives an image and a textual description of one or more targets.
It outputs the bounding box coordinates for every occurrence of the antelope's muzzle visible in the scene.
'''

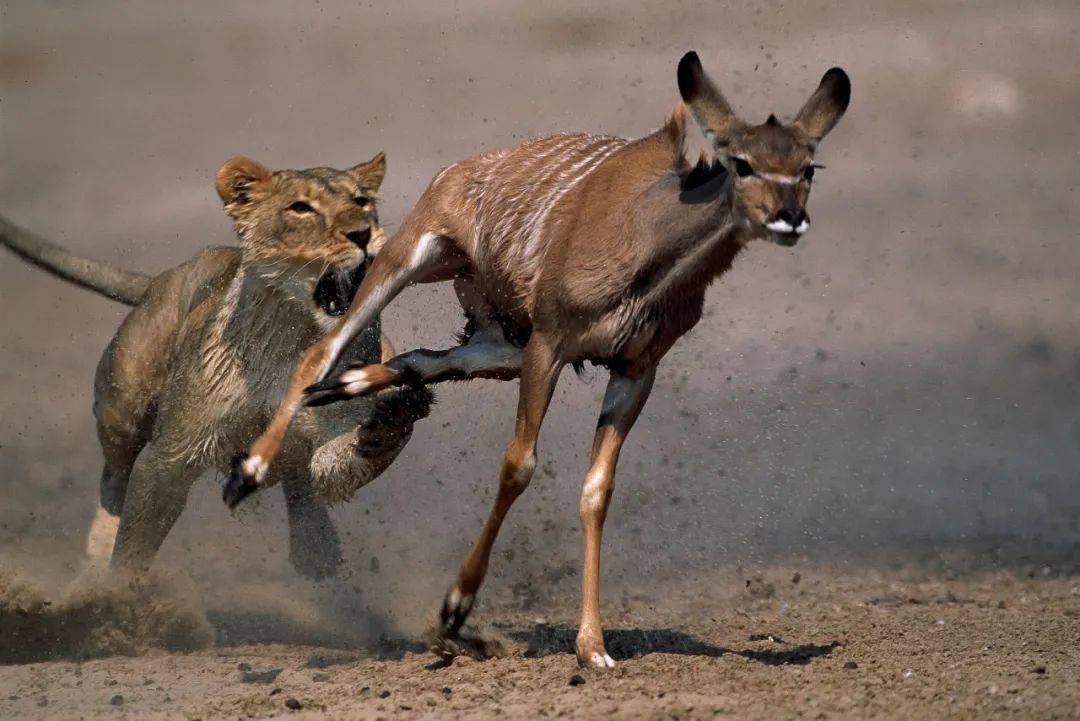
[765,207,810,246]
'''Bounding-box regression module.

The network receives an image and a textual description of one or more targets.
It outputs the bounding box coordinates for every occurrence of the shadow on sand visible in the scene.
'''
[208,609,425,661]
[505,624,839,665]
[209,613,836,667]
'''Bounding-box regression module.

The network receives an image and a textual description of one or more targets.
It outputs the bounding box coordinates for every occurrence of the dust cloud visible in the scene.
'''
[0,564,212,664]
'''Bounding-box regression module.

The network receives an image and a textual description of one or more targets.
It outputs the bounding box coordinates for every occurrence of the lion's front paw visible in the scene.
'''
[353,386,434,457]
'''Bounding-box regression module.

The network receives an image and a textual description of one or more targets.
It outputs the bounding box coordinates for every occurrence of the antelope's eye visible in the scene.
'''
[287,201,315,214]
[733,158,754,178]
[802,166,815,181]
[353,196,371,207]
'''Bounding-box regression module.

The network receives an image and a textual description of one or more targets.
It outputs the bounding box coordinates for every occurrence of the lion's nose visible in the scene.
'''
[346,227,372,249]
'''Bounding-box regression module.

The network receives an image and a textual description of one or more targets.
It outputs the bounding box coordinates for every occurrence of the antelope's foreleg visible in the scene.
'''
[575,367,656,669]
[223,230,460,509]
[436,333,563,642]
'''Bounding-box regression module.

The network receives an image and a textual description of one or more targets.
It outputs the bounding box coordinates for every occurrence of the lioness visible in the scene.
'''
[0,153,431,579]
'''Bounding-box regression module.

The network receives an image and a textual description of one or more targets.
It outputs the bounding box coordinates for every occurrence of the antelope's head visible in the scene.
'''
[677,51,850,246]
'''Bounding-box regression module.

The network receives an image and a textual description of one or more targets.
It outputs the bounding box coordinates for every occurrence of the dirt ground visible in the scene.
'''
[2,1,1080,719]
[2,564,1077,720]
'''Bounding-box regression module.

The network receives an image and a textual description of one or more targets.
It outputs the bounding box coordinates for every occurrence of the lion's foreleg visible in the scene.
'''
[309,385,433,504]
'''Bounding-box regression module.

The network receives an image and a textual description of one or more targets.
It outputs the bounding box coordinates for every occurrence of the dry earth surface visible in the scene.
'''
[2,565,1078,720]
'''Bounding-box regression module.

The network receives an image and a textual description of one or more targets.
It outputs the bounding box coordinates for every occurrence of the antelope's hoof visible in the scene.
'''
[223,453,262,509]
[303,378,352,407]
[423,586,505,662]
[424,624,510,663]
[439,586,475,637]
[576,637,616,669]
[424,628,493,662]
[578,651,616,669]
[304,365,376,407]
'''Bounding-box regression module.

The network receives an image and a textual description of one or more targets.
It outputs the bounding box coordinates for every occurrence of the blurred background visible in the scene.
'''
[2,1,1077,641]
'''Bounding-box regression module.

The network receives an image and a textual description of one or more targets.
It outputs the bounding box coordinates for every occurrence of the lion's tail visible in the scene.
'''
[1,214,151,306]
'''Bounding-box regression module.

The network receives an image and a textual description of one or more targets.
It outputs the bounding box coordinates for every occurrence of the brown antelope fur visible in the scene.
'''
[230,51,850,667]
[0,153,431,579]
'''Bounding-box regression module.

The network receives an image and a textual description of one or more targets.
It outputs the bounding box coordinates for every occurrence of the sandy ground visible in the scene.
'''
[2,564,1078,720]
[2,0,1080,719]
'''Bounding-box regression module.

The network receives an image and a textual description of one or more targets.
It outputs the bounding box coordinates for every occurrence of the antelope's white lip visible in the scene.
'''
[765,219,810,235]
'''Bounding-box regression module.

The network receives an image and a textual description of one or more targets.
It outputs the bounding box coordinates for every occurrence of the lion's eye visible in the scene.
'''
[802,166,816,181]
[732,158,754,178]
[353,196,370,207]
[288,201,315,214]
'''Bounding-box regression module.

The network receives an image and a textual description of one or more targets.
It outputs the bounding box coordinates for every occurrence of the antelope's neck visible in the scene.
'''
[634,161,744,304]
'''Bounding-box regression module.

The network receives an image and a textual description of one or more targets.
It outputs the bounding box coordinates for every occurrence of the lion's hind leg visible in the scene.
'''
[87,325,163,563]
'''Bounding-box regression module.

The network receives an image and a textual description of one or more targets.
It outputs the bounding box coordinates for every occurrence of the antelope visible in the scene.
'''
[224,51,851,668]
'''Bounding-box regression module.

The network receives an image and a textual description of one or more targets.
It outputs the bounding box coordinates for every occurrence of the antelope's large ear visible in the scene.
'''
[793,68,851,142]
[215,157,272,208]
[677,51,742,142]
[348,151,386,192]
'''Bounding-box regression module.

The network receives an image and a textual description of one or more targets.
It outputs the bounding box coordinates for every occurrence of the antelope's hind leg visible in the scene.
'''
[575,367,655,668]
[430,332,563,658]
[306,327,523,406]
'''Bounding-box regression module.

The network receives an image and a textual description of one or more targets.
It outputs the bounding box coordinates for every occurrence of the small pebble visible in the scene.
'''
[1032,665,1047,675]
[568,674,586,687]
[285,697,302,710]
[379,690,391,698]
[110,695,124,706]
[843,661,858,669]
[441,686,453,695]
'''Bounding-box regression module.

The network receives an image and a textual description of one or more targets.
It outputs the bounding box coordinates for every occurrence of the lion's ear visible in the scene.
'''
[347,152,386,192]
[215,157,272,208]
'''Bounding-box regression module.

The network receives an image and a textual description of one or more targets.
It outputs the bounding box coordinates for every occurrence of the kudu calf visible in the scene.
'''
[225,51,851,668]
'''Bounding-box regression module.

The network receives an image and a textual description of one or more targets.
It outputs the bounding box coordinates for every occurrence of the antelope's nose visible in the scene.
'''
[346,227,372,249]
[775,207,807,230]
